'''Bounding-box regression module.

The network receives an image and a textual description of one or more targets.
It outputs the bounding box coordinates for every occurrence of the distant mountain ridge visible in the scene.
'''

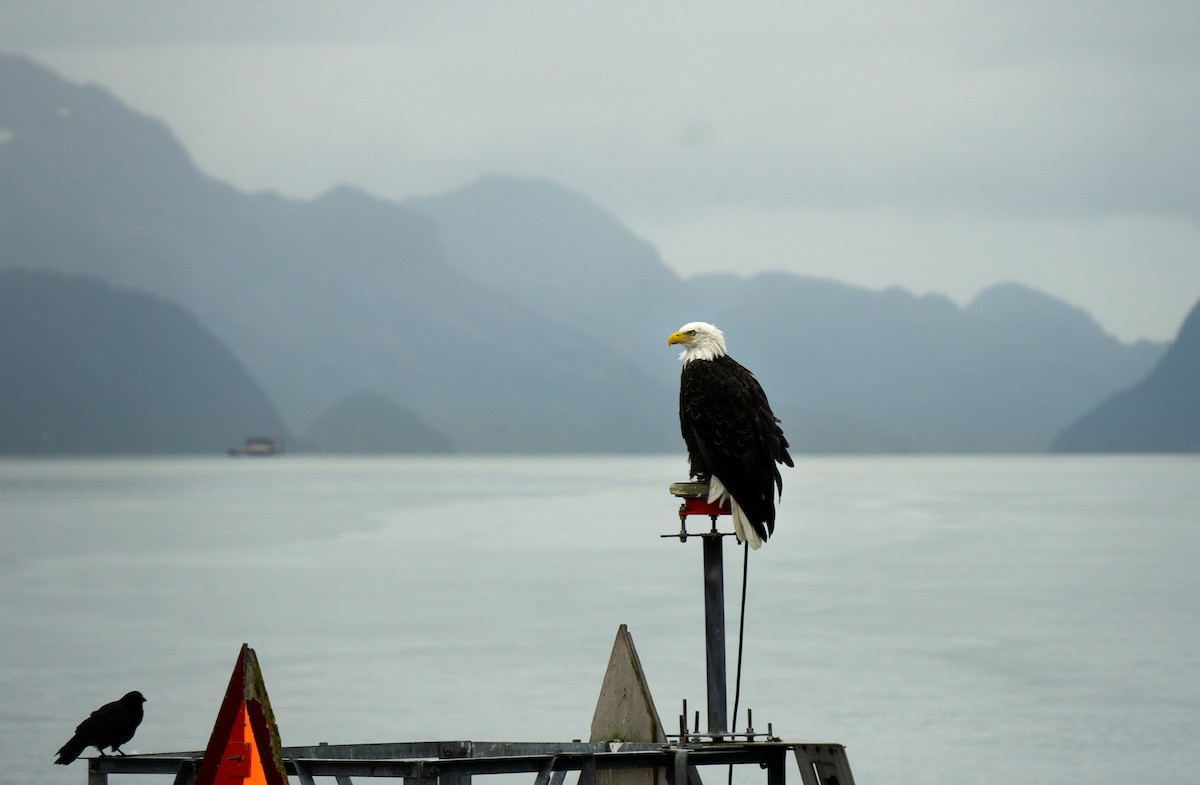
[0,269,287,454]
[1052,301,1200,452]
[410,175,1167,451]
[0,52,673,453]
[305,391,454,454]
[0,52,1180,453]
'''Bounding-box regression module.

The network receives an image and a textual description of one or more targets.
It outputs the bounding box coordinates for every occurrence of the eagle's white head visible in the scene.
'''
[668,322,727,362]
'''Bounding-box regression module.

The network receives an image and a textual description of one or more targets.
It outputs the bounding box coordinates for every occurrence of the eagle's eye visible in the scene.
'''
[687,330,697,337]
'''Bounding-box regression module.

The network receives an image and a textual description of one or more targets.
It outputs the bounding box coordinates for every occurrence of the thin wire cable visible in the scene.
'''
[731,540,750,728]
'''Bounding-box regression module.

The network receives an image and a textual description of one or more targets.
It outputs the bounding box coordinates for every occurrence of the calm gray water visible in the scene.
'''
[1,455,1197,785]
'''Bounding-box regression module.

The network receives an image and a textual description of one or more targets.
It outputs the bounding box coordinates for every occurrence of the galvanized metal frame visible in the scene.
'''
[86,739,853,785]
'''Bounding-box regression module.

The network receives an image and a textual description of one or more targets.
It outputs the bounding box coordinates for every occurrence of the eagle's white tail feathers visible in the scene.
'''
[707,475,763,550]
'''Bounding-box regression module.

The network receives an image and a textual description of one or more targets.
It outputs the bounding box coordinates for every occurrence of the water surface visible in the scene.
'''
[1,455,1197,785]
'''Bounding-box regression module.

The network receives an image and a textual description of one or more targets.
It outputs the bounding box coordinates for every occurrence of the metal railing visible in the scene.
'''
[86,739,854,785]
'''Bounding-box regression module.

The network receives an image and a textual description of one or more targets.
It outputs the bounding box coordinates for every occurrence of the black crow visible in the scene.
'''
[54,691,146,765]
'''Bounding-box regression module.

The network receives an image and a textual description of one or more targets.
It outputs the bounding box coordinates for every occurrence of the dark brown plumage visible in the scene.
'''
[670,322,792,548]
[54,691,146,765]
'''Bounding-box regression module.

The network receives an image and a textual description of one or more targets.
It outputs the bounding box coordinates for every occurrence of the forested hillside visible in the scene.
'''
[0,269,287,454]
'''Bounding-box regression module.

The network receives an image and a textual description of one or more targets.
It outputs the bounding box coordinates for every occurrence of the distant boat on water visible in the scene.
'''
[228,436,282,456]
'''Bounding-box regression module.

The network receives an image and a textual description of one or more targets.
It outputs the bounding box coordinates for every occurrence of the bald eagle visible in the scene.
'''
[668,322,793,549]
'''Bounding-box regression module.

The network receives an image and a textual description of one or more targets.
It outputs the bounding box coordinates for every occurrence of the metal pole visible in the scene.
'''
[765,746,788,785]
[702,530,728,737]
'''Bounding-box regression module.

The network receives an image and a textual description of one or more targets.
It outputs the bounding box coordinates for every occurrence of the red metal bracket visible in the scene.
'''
[678,496,730,518]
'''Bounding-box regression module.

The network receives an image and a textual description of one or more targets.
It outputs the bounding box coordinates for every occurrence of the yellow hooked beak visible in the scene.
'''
[667,331,692,346]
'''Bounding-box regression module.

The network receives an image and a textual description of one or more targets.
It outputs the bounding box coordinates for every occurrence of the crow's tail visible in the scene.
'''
[54,735,88,765]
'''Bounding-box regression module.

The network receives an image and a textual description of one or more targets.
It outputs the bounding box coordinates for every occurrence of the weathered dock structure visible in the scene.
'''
[90,737,854,785]
[84,482,857,785]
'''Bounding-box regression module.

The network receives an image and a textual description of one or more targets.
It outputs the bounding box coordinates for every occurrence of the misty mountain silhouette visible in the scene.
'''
[0,52,1176,453]
[0,52,672,453]
[305,391,454,453]
[1052,299,1200,452]
[0,269,287,454]
[410,174,1166,451]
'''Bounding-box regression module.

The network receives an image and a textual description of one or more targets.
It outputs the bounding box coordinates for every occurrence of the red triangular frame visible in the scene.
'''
[194,643,287,785]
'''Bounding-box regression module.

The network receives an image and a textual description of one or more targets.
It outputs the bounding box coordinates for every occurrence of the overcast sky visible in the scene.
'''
[4,1,1198,342]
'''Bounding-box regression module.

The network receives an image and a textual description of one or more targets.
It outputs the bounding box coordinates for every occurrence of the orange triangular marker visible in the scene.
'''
[195,643,287,785]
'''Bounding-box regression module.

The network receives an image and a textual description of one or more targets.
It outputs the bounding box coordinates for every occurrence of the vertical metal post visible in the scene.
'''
[765,747,788,785]
[702,529,728,737]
